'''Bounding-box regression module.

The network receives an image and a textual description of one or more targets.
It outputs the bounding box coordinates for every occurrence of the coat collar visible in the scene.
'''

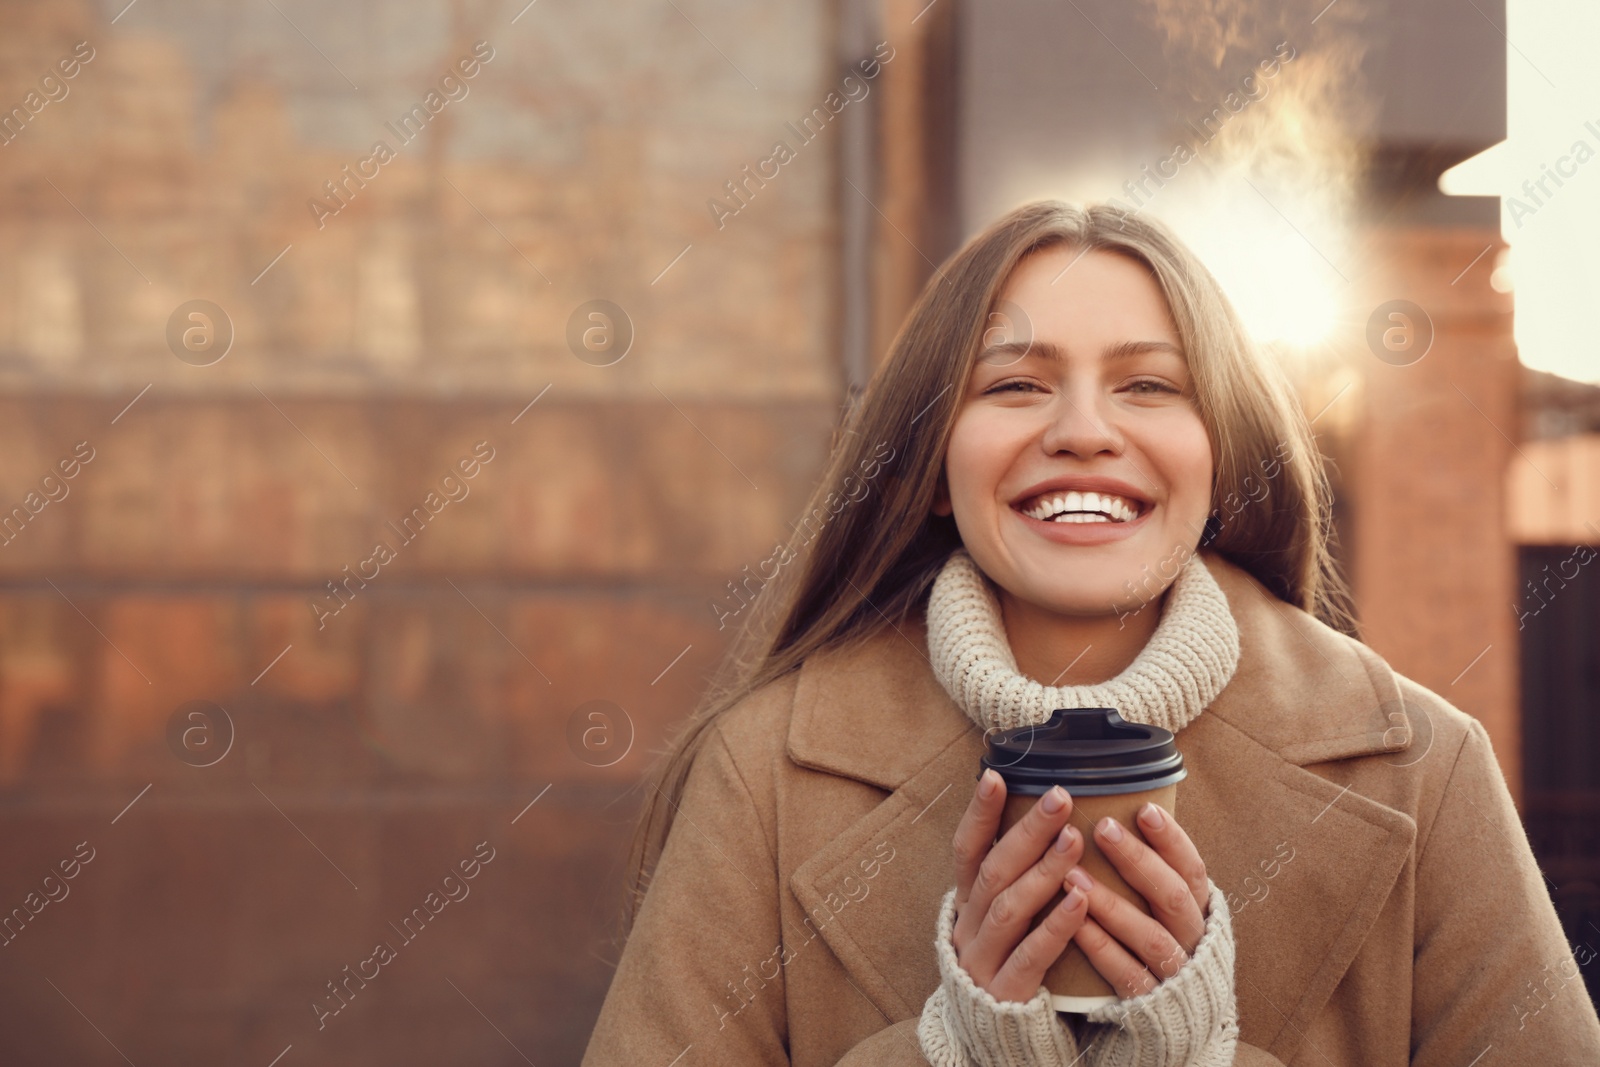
[783,550,1416,1063]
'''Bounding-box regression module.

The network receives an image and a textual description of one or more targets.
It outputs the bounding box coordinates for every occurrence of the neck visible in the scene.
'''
[999,590,1164,686]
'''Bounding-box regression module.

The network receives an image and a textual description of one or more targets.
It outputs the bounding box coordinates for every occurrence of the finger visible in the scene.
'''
[1092,815,1206,951]
[952,769,1006,910]
[986,882,1089,1002]
[1064,867,1189,981]
[961,823,1084,982]
[966,785,1074,925]
[1072,916,1160,999]
[1134,802,1210,914]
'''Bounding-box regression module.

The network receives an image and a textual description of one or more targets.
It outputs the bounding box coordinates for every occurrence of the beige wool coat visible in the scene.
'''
[581,551,1600,1065]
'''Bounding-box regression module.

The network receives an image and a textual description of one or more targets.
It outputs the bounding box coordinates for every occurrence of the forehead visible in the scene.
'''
[996,246,1180,343]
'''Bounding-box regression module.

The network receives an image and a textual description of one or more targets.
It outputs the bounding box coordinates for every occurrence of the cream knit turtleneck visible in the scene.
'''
[925,547,1241,735]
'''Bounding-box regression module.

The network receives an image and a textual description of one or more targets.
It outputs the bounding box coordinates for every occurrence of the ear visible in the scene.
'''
[931,467,952,516]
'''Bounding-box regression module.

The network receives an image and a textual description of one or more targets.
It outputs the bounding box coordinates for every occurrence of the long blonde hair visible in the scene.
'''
[620,200,1353,932]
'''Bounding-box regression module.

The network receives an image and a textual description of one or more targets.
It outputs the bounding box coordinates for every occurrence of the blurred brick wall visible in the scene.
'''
[0,0,846,1063]
[1347,225,1522,798]
[0,398,833,1063]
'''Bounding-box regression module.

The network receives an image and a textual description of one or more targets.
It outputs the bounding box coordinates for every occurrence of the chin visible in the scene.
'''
[1007,557,1137,616]
[1006,538,1192,615]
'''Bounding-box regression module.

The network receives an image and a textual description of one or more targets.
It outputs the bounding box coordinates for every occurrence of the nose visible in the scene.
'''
[1038,387,1122,458]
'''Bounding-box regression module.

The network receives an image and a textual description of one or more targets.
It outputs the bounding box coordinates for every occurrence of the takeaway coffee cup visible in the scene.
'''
[981,707,1186,1014]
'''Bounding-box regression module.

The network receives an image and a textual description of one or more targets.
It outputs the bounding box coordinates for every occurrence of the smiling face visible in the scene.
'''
[932,244,1215,619]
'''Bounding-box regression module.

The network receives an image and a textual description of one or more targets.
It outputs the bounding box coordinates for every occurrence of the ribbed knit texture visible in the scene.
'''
[916,546,1243,1067]
[925,547,1240,735]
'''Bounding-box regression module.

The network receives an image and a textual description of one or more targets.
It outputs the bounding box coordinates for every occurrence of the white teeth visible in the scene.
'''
[1022,489,1142,523]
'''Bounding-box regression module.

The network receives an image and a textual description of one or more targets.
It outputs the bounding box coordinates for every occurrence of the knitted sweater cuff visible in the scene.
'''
[1082,881,1240,1067]
[917,887,1083,1067]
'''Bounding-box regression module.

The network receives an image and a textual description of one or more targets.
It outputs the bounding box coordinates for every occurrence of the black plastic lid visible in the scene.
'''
[980,708,1186,796]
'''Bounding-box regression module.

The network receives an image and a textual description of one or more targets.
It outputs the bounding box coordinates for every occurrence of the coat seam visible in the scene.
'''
[1411,715,1475,874]
[711,723,782,881]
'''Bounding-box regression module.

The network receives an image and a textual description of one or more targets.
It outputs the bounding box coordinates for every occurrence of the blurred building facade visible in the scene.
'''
[0,0,846,1061]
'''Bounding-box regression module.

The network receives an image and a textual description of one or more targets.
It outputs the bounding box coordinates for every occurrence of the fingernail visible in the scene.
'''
[1063,886,1084,909]
[1099,817,1124,843]
[1042,786,1067,814]
[1139,803,1165,830]
[978,769,998,798]
[1066,867,1093,892]
[1053,825,1077,853]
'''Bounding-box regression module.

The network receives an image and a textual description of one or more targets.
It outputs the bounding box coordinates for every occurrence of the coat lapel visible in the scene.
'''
[784,551,1416,1061]
[785,608,980,1019]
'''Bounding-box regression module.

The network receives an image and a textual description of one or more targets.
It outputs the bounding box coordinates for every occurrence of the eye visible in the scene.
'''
[1124,378,1181,395]
[982,379,1043,395]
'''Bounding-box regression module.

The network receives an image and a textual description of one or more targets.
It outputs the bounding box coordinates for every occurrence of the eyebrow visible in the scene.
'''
[978,339,1186,365]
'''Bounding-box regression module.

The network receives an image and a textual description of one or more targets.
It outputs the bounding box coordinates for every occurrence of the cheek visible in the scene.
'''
[1180,432,1215,515]
[1146,413,1214,514]
[943,409,1025,508]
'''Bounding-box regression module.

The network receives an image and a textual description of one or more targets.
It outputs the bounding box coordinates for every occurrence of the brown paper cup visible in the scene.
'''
[980,707,1186,1014]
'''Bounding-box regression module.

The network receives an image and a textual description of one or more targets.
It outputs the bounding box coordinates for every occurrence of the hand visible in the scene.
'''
[1067,802,1212,998]
[949,768,1091,1002]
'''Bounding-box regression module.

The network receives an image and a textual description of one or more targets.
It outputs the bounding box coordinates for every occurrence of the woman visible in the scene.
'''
[581,202,1600,1065]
